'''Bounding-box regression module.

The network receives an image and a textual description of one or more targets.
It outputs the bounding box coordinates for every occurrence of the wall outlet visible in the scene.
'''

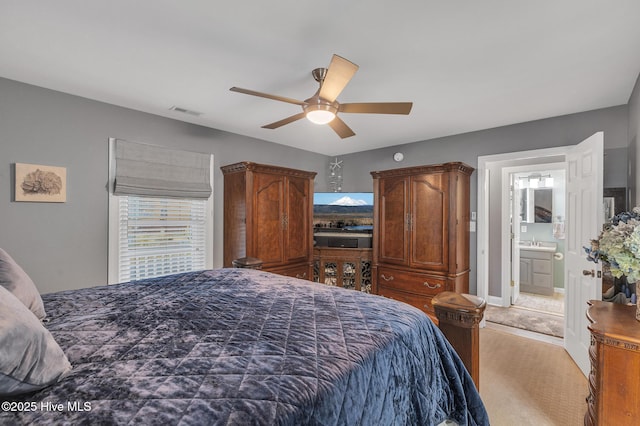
[520,225,527,232]
[471,211,477,221]
[470,221,476,232]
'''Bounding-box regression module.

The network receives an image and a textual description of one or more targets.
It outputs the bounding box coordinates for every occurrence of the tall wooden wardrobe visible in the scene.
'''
[221,162,316,280]
[370,162,474,321]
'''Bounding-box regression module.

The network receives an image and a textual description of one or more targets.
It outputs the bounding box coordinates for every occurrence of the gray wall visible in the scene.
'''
[631,73,640,205]
[339,106,629,295]
[1,76,634,297]
[0,77,327,294]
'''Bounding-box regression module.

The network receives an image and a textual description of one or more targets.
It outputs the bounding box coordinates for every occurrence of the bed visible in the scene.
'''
[1,268,488,425]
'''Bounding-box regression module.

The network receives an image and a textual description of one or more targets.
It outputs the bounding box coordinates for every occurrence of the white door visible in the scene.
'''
[511,175,521,304]
[564,132,603,377]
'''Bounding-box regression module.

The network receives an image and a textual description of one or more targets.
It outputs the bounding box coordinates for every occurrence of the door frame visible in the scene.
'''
[501,162,566,306]
[477,146,573,307]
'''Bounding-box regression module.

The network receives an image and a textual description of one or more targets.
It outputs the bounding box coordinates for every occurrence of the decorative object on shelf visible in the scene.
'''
[584,207,640,321]
[328,157,343,192]
[14,163,67,203]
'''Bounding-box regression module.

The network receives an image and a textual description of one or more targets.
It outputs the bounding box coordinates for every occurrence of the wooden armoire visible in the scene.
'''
[221,162,316,280]
[370,162,474,321]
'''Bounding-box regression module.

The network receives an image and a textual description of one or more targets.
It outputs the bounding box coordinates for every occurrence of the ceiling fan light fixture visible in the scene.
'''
[304,103,337,125]
[230,54,411,138]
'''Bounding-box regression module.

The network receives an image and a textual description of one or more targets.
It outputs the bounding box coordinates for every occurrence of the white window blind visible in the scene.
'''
[117,195,208,282]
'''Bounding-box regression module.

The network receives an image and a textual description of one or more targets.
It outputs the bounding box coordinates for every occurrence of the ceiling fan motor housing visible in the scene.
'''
[303,98,338,115]
[312,67,328,83]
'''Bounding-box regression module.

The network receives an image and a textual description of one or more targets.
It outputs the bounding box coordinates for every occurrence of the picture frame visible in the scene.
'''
[603,187,627,220]
[15,163,67,202]
[603,197,615,222]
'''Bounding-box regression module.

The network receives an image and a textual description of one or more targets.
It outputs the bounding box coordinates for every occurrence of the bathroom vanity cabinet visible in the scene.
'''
[519,248,554,296]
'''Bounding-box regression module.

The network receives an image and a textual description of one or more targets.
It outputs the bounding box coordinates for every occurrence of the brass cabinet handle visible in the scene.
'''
[381,274,394,282]
[423,281,441,289]
[281,214,289,230]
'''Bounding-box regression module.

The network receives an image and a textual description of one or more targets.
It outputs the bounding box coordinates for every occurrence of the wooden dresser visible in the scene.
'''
[221,162,316,280]
[585,300,640,425]
[370,162,473,322]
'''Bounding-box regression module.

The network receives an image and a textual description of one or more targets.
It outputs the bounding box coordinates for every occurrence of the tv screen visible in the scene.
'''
[313,192,374,231]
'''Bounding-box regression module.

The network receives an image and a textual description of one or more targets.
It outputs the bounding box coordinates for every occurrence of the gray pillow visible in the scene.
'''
[0,248,46,320]
[0,286,72,396]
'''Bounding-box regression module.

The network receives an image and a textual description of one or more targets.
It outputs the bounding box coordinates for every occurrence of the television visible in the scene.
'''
[313,192,374,232]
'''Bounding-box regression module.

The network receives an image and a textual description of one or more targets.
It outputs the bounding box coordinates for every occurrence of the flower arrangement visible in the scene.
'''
[584,207,640,283]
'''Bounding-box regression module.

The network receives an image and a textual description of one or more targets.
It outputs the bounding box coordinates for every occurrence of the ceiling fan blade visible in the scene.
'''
[230,87,305,106]
[327,116,356,139]
[339,102,413,115]
[262,112,307,129]
[318,55,359,103]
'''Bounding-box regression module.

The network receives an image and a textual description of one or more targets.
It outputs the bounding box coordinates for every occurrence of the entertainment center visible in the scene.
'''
[312,191,373,290]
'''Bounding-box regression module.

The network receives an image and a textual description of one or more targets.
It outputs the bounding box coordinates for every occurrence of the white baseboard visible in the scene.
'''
[554,287,565,294]
[487,295,504,306]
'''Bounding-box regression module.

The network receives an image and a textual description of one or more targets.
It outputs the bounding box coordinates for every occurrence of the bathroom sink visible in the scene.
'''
[519,241,557,252]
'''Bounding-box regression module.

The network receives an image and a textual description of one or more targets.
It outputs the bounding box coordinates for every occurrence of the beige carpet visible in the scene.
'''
[479,327,587,425]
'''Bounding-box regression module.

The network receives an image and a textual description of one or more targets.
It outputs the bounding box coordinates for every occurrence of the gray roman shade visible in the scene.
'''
[113,139,212,199]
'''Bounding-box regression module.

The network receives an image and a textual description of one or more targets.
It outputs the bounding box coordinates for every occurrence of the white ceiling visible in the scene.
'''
[1,1,639,156]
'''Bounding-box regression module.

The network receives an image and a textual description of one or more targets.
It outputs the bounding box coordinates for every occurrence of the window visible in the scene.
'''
[108,138,213,284]
[115,196,209,281]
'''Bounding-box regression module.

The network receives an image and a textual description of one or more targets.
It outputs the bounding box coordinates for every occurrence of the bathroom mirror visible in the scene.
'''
[520,188,553,223]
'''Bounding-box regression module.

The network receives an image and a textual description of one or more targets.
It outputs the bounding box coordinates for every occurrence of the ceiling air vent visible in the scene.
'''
[169,106,203,117]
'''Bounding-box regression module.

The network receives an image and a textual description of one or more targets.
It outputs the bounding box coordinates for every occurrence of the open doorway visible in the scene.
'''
[477,146,572,342]
[478,134,604,375]
[488,164,567,338]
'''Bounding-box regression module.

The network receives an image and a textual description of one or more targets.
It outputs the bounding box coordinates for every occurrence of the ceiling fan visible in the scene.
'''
[230,54,413,139]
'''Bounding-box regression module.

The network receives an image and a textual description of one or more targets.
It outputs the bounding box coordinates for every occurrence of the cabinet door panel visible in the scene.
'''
[254,173,285,265]
[532,273,552,288]
[532,259,552,274]
[519,258,532,286]
[411,173,448,270]
[285,176,310,263]
[378,176,409,265]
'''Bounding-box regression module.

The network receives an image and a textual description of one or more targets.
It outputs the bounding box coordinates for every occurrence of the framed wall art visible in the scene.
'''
[15,163,67,202]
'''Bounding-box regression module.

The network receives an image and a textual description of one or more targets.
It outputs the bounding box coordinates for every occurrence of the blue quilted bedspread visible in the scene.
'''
[2,268,488,425]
